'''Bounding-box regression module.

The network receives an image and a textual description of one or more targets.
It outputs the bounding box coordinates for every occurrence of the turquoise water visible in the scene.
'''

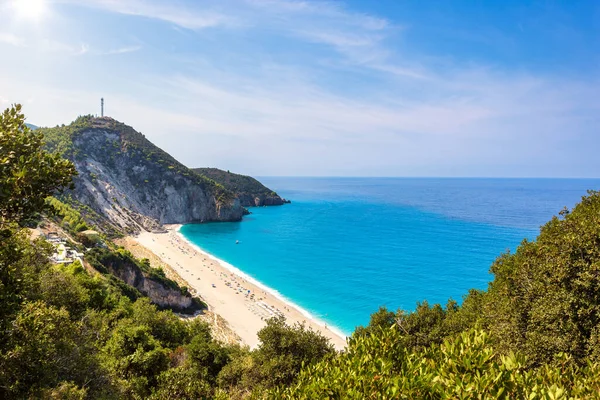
[179,178,600,336]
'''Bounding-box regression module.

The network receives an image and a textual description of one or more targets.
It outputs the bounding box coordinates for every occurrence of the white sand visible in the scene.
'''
[132,225,347,350]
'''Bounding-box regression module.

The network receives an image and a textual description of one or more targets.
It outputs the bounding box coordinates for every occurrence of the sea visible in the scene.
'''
[179,178,600,337]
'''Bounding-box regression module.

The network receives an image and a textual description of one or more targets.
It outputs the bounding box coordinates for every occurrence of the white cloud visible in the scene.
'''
[245,0,389,31]
[39,39,89,55]
[103,45,142,55]
[0,32,24,46]
[3,60,596,177]
[58,0,235,30]
[240,0,427,80]
[0,0,597,176]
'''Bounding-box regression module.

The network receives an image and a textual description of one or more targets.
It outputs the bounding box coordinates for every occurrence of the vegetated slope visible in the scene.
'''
[40,116,245,235]
[5,104,600,398]
[269,190,600,398]
[42,196,202,313]
[193,167,289,207]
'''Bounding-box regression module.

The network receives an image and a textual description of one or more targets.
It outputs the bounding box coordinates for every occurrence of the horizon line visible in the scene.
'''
[250,175,600,180]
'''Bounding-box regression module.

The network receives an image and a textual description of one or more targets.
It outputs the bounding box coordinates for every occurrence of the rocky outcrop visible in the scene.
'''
[42,117,245,235]
[86,247,200,312]
[235,193,291,207]
[106,260,194,311]
[192,167,290,207]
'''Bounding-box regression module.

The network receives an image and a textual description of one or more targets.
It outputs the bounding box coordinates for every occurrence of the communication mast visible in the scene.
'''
[101,98,104,117]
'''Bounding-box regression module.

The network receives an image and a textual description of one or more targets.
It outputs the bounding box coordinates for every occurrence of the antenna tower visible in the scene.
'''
[101,98,104,117]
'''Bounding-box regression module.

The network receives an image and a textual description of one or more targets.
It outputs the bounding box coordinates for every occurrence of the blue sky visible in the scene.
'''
[0,0,598,177]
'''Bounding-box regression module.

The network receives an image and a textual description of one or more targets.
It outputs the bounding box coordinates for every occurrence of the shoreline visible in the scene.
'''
[131,224,347,350]
[173,226,349,341]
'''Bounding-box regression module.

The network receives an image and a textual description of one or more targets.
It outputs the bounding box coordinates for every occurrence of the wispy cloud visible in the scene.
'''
[40,39,89,55]
[1,0,597,176]
[245,0,389,31]
[59,0,235,30]
[103,45,142,55]
[0,32,24,47]
[242,0,425,79]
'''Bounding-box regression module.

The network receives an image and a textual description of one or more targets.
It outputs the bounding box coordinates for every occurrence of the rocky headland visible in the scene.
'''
[40,116,246,235]
[193,167,291,207]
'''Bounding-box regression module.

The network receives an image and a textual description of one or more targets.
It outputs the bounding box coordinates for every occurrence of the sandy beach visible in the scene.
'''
[131,225,347,350]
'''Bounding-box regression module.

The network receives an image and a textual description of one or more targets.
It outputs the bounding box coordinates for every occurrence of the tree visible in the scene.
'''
[0,301,101,398]
[484,191,600,365]
[237,316,335,391]
[102,323,170,397]
[0,104,76,226]
[269,327,600,399]
[353,306,396,339]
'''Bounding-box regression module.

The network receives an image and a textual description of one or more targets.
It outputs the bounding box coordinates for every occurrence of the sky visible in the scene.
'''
[0,0,598,177]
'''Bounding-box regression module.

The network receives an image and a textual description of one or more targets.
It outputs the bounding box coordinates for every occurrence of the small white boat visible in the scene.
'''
[236,240,239,244]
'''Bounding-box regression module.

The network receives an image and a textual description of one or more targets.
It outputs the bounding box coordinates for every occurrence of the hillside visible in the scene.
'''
[39,116,245,234]
[193,167,289,207]
[4,104,600,398]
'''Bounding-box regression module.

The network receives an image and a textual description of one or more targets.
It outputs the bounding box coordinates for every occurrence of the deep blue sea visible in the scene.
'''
[179,178,600,336]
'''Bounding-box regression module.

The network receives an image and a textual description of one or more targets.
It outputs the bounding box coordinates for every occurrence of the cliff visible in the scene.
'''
[40,116,245,235]
[193,167,290,207]
[85,247,201,313]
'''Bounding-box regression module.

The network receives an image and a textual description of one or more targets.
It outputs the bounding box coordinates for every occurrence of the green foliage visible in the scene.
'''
[0,104,76,225]
[352,295,482,357]
[40,116,236,204]
[254,316,335,387]
[150,366,213,399]
[0,232,228,398]
[219,316,335,395]
[353,306,396,338]
[1,301,96,396]
[38,263,91,319]
[483,190,600,366]
[6,107,600,398]
[193,167,280,204]
[271,327,600,399]
[37,114,95,158]
[85,247,191,296]
[0,227,50,332]
[102,323,171,396]
[39,382,88,400]
[46,196,91,235]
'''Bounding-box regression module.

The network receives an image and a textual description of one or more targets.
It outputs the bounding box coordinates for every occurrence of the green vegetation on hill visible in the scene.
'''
[194,167,277,197]
[85,247,196,301]
[46,196,91,234]
[37,114,245,234]
[273,328,600,399]
[2,105,331,398]
[44,194,199,311]
[0,105,76,226]
[48,194,125,238]
[193,167,282,206]
[39,116,235,202]
[3,104,600,398]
